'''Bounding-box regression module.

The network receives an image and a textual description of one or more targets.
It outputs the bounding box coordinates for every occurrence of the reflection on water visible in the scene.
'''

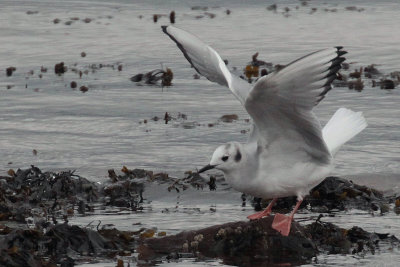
[1,0,400,266]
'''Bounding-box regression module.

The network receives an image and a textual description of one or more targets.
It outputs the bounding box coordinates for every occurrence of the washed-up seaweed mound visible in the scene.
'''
[0,166,398,266]
[103,168,146,209]
[305,220,399,255]
[0,223,136,267]
[139,216,399,266]
[308,176,384,210]
[0,166,215,222]
[0,166,98,222]
[253,176,387,214]
[138,216,316,266]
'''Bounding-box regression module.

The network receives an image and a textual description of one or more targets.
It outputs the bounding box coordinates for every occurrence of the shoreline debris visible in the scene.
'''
[130,68,174,87]
[1,166,399,266]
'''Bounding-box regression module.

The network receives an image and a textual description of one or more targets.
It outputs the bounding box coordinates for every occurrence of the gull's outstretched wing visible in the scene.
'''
[162,25,251,105]
[245,47,346,163]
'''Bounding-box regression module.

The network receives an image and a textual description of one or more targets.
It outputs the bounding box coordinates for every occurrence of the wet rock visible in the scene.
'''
[53,18,61,24]
[82,18,92,23]
[6,67,16,77]
[81,51,86,57]
[140,215,398,266]
[226,9,231,15]
[54,62,67,75]
[118,64,123,71]
[139,216,316,266]
[219,114,239,123]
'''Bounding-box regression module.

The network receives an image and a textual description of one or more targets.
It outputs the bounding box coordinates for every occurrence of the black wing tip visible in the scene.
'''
[326,46,347,74]
[318,47,347,101]
[161,25,168,33]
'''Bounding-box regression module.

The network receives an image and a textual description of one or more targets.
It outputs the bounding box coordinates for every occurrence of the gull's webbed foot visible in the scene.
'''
[272,213,293,236]
[247,198,278,220]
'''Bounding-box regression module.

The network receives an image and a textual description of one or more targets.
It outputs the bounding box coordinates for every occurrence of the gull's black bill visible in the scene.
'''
[198,164,216,173]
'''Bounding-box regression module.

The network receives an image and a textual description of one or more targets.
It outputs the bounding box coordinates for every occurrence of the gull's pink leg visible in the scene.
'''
[247,198,278,220]
[272,198,303,236]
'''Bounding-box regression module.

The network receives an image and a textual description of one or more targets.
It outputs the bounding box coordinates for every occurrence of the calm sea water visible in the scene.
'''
[1,0,400,266]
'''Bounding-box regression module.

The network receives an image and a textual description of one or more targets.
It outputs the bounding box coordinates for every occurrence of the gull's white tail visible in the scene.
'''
[322,108,367,156]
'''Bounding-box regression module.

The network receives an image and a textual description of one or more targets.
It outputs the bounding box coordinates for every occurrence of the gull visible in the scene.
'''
[162,25,367,236]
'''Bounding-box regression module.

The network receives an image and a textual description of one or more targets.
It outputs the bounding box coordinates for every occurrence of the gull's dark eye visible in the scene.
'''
[221,156,229,162]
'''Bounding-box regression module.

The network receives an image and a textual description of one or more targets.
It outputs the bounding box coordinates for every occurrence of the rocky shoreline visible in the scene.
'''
[1,166,399,266]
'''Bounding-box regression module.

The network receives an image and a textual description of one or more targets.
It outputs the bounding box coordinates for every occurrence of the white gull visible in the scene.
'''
[162,25,367,236]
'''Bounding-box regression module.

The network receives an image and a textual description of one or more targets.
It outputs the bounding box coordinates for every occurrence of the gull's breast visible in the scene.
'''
[227,158,333,199]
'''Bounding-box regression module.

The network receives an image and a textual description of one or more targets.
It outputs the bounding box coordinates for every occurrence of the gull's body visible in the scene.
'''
[162,26,367,235]
[224,142,333,199]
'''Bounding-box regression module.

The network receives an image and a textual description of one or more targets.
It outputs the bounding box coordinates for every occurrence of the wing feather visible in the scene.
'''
[245,47,347,163]
[162,25,250,105]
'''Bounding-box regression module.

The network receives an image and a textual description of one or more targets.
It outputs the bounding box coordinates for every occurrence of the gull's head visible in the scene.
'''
[198,142,243,174]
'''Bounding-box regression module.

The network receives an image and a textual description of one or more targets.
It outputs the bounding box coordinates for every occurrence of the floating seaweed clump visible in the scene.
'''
[130,68,174,86]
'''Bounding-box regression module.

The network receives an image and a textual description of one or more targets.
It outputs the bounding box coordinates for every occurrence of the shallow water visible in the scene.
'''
[1,0,400,266]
